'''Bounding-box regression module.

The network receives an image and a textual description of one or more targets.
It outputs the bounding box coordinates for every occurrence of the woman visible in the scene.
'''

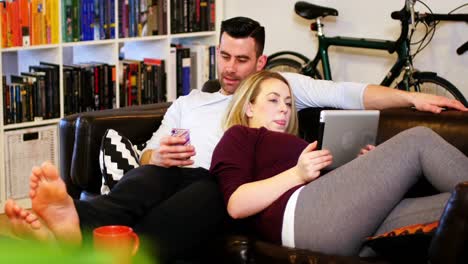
[210,70,468,256]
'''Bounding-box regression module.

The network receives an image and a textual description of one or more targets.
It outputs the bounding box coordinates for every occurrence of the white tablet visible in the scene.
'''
[318,110,380,170]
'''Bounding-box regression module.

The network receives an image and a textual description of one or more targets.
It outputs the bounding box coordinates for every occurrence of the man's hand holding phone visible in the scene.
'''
[149,129,195,167]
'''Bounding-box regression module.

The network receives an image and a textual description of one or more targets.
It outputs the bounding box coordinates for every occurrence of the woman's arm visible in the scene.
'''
[211,128,332,220]
[227,166,303,219]
[228,141,332,219]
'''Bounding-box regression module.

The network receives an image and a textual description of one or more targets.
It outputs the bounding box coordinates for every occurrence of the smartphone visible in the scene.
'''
[170,128,190,145]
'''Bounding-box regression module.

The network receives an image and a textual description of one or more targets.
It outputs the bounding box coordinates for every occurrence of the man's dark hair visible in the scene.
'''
[220,17,265,57]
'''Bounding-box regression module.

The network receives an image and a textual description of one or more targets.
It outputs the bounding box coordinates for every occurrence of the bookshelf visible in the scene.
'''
[0,0,223,212]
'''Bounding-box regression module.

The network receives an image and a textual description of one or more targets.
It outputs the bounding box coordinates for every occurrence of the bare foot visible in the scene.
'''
[4,199,55,242]
[29,161,82,245]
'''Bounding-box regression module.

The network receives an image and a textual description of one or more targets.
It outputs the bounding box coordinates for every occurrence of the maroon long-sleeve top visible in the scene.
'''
[210,125,308,243]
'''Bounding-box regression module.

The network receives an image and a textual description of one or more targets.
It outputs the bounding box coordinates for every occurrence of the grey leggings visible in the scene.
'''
[293,126,468,256]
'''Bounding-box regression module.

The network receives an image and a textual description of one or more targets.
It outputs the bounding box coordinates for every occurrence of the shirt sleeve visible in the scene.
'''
[281,72,367,110]
[142,98,183,154]
[210,126,257,206]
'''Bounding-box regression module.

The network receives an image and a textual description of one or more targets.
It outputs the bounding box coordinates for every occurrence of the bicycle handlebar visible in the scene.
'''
[391,10,468,23]
[391,10,406,20]
[422,13,468,23]
[457,41,468,55]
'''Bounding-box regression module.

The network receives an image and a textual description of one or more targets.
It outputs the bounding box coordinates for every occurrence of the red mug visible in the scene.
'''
[93,225,140,259]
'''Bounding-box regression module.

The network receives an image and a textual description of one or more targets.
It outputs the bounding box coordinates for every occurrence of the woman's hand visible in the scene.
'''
[295,141,333,184]
[358,144,376,157]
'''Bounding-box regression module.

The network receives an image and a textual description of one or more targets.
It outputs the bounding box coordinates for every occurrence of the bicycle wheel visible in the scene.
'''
[397,72,468,107]
[266,57,303,74]
[266,54,323,79]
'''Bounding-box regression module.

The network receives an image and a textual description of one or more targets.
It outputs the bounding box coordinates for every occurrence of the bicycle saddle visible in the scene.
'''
[295,1,338,20]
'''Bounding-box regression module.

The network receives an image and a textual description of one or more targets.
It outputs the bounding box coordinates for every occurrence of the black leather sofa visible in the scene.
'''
[58,103,468,264]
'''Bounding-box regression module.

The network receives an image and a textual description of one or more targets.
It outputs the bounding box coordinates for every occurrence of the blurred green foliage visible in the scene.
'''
[0,235,156,264]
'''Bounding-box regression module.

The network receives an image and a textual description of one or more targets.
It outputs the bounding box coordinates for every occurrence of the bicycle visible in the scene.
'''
[266,0,468,107]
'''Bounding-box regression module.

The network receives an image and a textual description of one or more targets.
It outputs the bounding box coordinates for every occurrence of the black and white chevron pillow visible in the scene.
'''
[99,129,146,194]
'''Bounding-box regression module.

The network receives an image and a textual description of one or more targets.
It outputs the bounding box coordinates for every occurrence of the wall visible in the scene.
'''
[223,0,468,99]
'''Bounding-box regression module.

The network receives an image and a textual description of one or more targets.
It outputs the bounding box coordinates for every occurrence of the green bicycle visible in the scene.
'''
[266,0,468,107]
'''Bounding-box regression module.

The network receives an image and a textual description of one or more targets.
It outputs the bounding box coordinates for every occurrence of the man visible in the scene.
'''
[5,16,467,263]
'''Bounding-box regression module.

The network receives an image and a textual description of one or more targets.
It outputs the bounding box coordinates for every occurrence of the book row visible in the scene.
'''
[62,0,116,42]
[170,0,215,34]
[2,62,60,124]
[1,43,216,124]
[0,0,59,48]
[119,58,167,107]
[1,0,216,47]
[120,0,167,38]
[170,43,216,98]
[2,61,118,124]
[63,62,116,114]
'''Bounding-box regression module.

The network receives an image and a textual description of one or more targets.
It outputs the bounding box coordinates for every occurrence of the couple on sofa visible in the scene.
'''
[5,16,468,262]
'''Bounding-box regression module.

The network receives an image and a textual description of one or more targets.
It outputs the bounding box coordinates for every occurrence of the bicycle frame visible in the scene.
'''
[305,17,412,87]
[267,1,468,105]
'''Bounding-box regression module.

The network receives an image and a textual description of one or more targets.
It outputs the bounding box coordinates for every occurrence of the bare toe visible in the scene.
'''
[5,199,15,218]
[25,213,38,224]
[41,161,60,181]
[30,220,41,230]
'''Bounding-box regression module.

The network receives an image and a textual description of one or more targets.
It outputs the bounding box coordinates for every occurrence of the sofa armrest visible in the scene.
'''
[70,103,171,194]
[59,113,82,198]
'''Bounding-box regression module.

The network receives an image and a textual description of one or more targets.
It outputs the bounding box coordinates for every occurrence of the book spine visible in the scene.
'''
[63,0,73,42]
[199,0,207,31]
[169,0,175,33]
[181,48,191,95]
[109,0,115,38]
[94,0,101,40]
[15,85,22,122]
[45,0,52,43]
[208,0,214,30]
[10,0,22,46]
[94,65,100,110]
[209,45,215,79]
[182,0,188,33]
[161,0,167,34]
[167,46,177,101]
[72,0,80,41]
[50,0,59,43]
[3,78,10,124]
[19,0,30,46]
[159,60,166,102]
[1,2,7,47]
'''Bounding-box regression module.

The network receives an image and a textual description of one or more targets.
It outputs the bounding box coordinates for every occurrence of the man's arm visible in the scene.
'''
[282,72,467,113]
[363,84,468,113]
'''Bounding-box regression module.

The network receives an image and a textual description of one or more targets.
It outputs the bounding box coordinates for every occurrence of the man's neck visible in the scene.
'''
[219,88,231,95]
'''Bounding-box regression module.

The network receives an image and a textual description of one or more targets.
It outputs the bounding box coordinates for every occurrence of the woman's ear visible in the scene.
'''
[246,102,254,118]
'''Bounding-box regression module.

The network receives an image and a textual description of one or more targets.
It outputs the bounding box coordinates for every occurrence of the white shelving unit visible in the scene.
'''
[0,0,223,212]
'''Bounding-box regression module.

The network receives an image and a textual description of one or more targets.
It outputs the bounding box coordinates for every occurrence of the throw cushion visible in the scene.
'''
[364,220,439,259]
[99,129,146,194]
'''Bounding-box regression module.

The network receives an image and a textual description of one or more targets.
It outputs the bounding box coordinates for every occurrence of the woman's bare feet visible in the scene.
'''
[4,199,55,242]
[29,161,82,246]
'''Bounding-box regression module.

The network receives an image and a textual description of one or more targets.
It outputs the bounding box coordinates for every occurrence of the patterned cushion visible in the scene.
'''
[99,129,146,194]
[364,221,439,259]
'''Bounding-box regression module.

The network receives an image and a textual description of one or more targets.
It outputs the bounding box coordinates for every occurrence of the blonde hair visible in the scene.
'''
[223,70,298,135]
